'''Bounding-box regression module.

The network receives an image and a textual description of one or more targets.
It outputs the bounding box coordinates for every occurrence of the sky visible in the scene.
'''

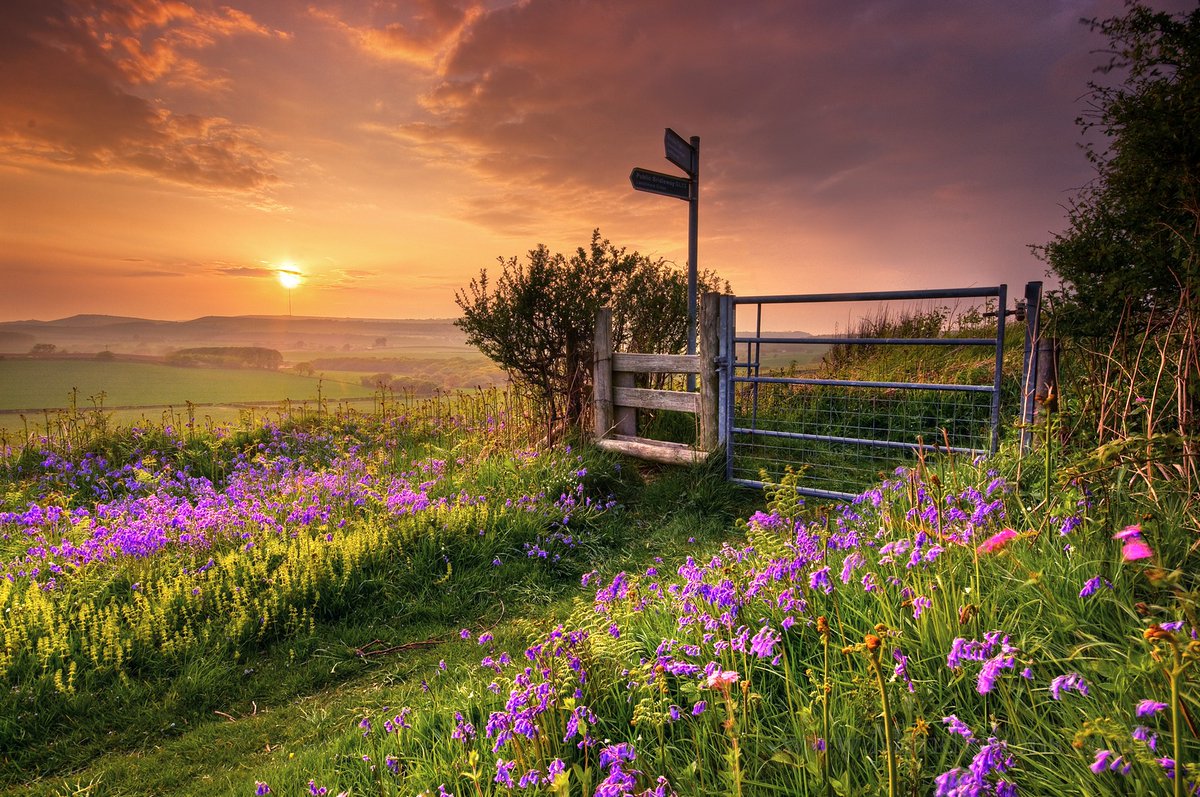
[1,0,1193,327]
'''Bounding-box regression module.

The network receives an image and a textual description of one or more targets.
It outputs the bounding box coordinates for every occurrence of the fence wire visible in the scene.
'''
[724,288,1007,500]
[729,381,995,495]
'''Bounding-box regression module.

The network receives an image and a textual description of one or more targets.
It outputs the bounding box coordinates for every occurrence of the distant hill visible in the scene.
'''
[0,315,472,358]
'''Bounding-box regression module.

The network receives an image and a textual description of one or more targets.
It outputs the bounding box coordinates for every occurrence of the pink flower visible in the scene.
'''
[976,528,1019,554]
[1113,525,1154,561]
[1113,524,1143,541]
[1121,538,1154,561]
[704,669,740,689]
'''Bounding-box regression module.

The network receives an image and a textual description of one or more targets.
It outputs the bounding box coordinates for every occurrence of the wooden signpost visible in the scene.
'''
[630,128,700,382]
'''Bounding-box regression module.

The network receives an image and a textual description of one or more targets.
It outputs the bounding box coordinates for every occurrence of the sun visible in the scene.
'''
[276,265,303,290]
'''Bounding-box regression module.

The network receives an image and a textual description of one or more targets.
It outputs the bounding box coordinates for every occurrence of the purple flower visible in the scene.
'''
[809,566,833,594]
[1136,699,1168,717]
[893,648,915,693]
[1090,749,1113,774]
[692,700,707,716]
[495,758,515,788]
[1133,725,1158,751]
[1079,576,1111,598]
[1049,671,1089,700]
[977,654,1015,695]
[938,735,1017,796]
[749,625,780,659]
[451,711,476,743]
[1113,524,1142,540]
[839,552,864,583]
[970,737,1014,780]
[943,715,975,743]
[255,782,271,796]
[598,742,636,769]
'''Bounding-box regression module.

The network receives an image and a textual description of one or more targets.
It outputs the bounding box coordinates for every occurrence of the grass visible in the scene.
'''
[0,318,1197,796]
[0,397,753,793]
[0,360,374,412]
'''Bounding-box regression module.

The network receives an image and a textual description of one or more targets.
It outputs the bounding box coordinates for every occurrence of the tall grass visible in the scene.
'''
[240,447,1197,796]
[0,388,635,781]
[2,311,1198,796]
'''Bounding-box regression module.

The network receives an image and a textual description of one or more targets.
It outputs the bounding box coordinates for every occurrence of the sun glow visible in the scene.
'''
[277,265,303,290]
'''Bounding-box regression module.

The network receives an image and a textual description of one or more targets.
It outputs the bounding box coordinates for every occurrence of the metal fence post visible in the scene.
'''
[1018,281,1044,453]
[721,294,736,481]
[990,284,1007,453]
[699,293,720,452]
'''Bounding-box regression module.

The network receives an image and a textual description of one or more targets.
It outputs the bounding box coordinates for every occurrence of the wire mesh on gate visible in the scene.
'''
[724,288,1008,500]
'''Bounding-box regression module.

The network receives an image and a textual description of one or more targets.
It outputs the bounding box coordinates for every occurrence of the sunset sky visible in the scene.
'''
[1,0,1191,325]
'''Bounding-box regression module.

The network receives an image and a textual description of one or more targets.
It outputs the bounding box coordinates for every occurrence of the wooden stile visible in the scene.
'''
[591,292,724,466]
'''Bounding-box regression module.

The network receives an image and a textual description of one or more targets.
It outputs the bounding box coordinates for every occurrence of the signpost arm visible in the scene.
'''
[687,136,699,391]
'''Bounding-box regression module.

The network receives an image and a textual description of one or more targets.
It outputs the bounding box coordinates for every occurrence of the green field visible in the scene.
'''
[0,359,374,412]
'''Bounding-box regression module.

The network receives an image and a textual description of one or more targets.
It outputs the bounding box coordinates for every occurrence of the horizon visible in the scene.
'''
[4,1,1195,328]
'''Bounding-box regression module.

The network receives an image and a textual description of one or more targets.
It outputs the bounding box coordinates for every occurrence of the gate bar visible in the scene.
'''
[731,375,995,393]
[735,335,998,347]
[734,286,1003,305]
[731,426,983,455]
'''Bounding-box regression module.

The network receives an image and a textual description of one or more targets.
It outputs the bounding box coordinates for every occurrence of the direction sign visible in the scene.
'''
[664,127,695,175]
[630,167,691,200]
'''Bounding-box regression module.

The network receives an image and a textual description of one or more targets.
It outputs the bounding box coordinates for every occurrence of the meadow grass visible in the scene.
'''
[0,391,753,791]
[221,444,1196,797]
[0,339,1197,796]
[0,359,374,413]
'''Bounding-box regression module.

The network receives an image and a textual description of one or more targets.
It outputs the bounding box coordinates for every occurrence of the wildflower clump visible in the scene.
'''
[269,459,1196,795]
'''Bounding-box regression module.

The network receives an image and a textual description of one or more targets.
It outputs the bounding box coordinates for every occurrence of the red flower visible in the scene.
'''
[976,528,1018,554]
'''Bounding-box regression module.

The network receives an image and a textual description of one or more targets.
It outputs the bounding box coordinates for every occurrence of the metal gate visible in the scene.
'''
[718,286,1035,500]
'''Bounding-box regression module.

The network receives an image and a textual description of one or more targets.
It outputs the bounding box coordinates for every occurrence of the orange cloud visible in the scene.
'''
[377,0,1102,252]
[0,1,285,192]
[75,0,290,89]
[310,0,483,70]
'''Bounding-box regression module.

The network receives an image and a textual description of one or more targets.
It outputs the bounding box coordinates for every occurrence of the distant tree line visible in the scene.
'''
[166,347,283,370]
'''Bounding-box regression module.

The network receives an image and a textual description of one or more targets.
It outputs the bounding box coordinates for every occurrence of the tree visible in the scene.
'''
[1036,2,1199,472]
[455,230,726,429]
[1037,2,1199,339]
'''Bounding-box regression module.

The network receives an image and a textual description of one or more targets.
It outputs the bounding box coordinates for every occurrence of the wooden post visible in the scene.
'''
[699,292,720,453]
[593,308,614,439]
[1035,337,1059,420]
[614,373,637,435]
[612,313,636,435]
